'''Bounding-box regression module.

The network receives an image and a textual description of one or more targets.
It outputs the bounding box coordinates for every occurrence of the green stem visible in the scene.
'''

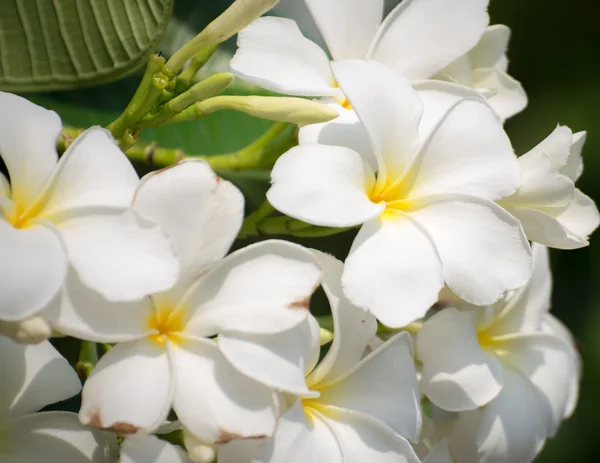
[76,341,98,379]
[239,200,276,238]
[106,54,171,141]
[178,45,219,85]
[247,215,353,238]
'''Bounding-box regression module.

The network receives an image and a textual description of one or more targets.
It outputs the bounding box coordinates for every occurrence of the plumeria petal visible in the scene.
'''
[120,435,190,463]
[324,408,421,463]
[218,317,317,396]
[297,101,377,171]
[80,339,174,434]
[253,400,343,463]
[0,412,118,463]
[564,131,586,182]
[368,0,489,80]
[530,125,573,171]
[0,92,61,206]
[57,209,179,302]
[542,314,581,419]
[469,25,511,69]
[184,240,320,337]
[306,250,378,386]
[0,337,81,420]
[43,268,155,343]
[342,214,443,328]
[317,332,422,442]
[417,308,504,412]
[474,69,527,122]
[412,80,488,140]
[495,332,573,436]
[134,161,244,297]
[556,189,600,241]
[450,368,548,463]
[268,143,382,227]
[423,440,455,463]
[230,17,340,97]
[488,243,551,336]
[36,127,139,220]
[405,98,518,201]
[170,336,276,444]
[507,152,574,208]
[0,220,67,321]
[504,205,588,249]
[408,194,532,306]
[305,0,383,60]
[332,59,422,181]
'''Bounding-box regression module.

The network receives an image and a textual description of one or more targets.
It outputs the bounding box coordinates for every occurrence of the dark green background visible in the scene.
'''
[16,1,600,461]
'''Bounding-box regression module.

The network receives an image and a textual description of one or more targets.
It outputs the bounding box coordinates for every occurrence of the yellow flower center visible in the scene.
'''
[367,174,416,220]
[147,305,186,346]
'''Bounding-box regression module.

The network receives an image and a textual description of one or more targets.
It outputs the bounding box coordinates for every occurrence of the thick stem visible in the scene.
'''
[76,341,98,379]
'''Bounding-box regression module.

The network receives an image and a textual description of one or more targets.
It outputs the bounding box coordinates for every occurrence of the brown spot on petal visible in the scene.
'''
[215,175,223,184]
[85,409,140,435]
[288,296,310,311]
[215,430,268,445]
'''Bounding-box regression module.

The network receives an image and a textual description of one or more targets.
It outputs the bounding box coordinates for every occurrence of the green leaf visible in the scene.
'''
[0,0,174,92]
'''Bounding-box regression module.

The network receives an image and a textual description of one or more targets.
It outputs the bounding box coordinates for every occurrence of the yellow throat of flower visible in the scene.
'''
[147,304,186,346]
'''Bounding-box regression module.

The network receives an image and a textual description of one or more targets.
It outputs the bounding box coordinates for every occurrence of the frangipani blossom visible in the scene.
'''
[218,251,422,463]
[499,125,599,249]
[70,161,322,444]
[0,336,117,462]
[230,0,489,101]
[434,25,527,122]
[0,92,178,337]
[417,244,580,463]
[268,59,531,327]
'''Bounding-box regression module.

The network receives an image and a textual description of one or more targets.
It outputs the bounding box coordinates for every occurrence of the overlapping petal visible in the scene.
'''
[342,214,443,328]
[43,269,154,343]
[170,336,276,444]
[404,98,518,201]
[80,339,174,433]
[36,127,139,220]
[332,60,423,181]
[418,308,504,412]
[0,92,61,206]
[58,209,179,302]
[408,195,532,306]
[305,0,384,60]
[268,144,382,227]
[134,160,244,296]
[369,0,489,80]
[306,250,377,386]
[0,220,67,321]
[0,337,81,420]
[183,240,320,337]
[120,435,190,463]
[555,189,600,241]
[230,17,340,97]
[317,333,422,442]
[0,412,118,463]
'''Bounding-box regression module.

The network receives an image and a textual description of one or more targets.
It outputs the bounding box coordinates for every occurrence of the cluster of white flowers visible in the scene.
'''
[0,0,596,462]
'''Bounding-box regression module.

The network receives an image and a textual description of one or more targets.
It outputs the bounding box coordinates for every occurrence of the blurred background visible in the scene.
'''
[4,0,598,461]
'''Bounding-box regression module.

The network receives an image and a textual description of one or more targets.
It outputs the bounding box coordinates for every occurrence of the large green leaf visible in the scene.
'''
[0,0,174,92]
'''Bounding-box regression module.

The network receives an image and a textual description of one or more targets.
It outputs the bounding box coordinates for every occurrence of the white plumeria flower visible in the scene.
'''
[499,125,599,249]
[434,25,528,122]
[0,335,117,462]
[230,0,489,102]
[218,250,422,463]
[0,92,179,339]
[417,244,581,463]
[267,59,531,327]
[67,161,321,444]
[119,435,191,463]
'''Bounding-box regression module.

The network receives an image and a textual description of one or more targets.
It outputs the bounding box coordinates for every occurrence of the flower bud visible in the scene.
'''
[194,96,339,126]
[184,430,217,463]
[0,315,53,344]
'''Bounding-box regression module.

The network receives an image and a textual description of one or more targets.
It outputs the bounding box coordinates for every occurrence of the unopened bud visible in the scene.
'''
[320,327,334,346]
[184,430,216,463]
[194,96,339,126]
[0,316,52,344]
[171,73,235,113]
